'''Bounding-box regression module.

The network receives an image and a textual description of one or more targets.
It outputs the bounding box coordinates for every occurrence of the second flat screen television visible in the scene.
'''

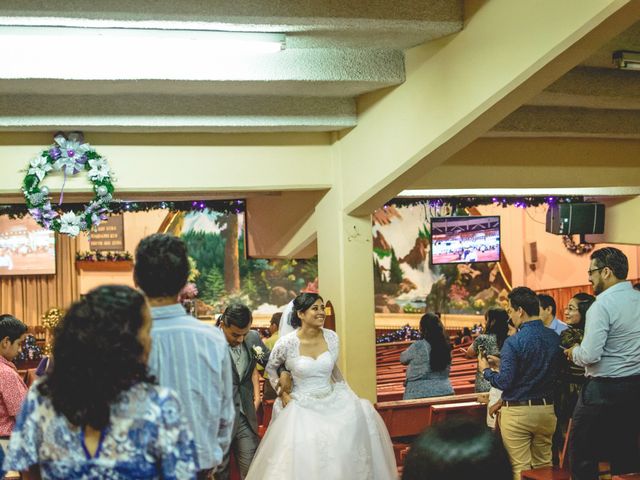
[431,216,500,265]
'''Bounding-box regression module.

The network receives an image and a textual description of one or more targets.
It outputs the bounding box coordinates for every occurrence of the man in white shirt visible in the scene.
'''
[565,247,640,479]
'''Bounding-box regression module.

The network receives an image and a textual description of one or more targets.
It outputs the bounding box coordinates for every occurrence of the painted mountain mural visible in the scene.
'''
[372,204,508,315]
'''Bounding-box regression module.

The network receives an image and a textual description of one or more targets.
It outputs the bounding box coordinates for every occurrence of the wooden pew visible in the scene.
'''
[426,401,486,425]
[375,392,488,439]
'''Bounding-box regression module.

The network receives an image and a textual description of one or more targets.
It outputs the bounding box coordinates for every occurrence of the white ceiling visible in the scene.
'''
[489,21,640,139]
[0,1,638,138]
[0,0,463,132]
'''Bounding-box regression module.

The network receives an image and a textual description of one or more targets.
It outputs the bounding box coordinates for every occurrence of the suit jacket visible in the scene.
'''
[230,330,270,435]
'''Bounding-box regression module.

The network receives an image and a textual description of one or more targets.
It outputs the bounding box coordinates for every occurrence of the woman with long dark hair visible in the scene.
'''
[2,285,197,479]
[553,292,595,464]
[245,292,397,480]
[466,308,509,392]
[400,313,454,399]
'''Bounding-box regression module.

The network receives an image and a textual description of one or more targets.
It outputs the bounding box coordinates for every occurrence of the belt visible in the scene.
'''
[504,398,553,407]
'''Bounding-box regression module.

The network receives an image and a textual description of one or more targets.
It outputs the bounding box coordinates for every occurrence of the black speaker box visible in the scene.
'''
[545,203,605,235]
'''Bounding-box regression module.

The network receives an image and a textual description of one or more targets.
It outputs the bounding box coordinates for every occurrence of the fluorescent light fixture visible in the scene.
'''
[0,26,285,79]
[612,50,640,70]
[0,26,284,54]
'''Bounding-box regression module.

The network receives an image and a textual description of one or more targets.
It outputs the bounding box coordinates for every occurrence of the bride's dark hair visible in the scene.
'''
[289,293,323,328]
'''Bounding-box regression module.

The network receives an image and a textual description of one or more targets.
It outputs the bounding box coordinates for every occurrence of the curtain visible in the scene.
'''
[0,234,79,327]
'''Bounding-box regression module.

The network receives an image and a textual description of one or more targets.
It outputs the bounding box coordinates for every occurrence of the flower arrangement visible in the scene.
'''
[41,307,64,330]
[178,283,198,302]
[376,324,422,344]
[15,335,42,364]
[76,251,133,262]
[22,133,116,237]
[179,283,199,316]
[41,307,64,355]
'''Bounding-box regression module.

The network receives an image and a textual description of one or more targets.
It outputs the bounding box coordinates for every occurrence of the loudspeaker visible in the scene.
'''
[545,203,605,235]
[525,241,538,271]
[525,241,538,264]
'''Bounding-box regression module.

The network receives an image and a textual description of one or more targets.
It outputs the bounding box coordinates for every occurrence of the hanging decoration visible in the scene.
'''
[21,133,115,237]
[376,324,422,344]
[1,199,245,220]
[386,195,585,211]
[562,235,594,256]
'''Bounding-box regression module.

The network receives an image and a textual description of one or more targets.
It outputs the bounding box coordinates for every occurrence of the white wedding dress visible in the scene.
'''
[246,329,397,480]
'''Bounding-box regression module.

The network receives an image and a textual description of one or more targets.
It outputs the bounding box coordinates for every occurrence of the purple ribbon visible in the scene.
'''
[59,170,66,205]
[57,154,88,205]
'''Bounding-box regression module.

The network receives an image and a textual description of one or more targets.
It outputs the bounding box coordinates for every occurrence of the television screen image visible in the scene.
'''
[430,216,500,265]
[0,215,56,275]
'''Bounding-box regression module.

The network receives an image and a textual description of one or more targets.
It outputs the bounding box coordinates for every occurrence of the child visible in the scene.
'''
[0,314,28,453]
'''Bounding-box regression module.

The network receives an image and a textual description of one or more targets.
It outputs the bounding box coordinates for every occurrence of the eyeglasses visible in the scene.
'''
[565,305,579,311]
[587,266,606,276]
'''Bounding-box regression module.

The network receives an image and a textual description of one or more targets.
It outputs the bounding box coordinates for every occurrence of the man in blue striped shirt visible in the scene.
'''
[566,247,640,480]
[135,233,234,479]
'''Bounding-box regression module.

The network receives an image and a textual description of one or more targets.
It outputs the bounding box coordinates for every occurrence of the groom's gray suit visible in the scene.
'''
[216,330,270,480]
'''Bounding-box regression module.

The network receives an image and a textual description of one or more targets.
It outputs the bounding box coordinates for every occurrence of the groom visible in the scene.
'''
[216,303,271,480]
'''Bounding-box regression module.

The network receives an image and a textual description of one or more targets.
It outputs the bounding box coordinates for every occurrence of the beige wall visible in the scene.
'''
[76,210,167,294]
[478,204,640,291]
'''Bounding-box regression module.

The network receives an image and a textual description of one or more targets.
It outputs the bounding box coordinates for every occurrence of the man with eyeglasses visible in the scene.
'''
[479,287,560,480]
[565,247,640,479]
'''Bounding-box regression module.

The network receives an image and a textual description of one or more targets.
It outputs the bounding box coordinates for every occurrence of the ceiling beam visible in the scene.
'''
[489,106,640,138]
[0,140,333,195]
[409,137,640,190]
[334,0,640,215]
[0,95,357,132]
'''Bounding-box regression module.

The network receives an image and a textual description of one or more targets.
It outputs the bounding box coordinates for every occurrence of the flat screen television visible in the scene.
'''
[430,216,500,265]
[0,215,56,275]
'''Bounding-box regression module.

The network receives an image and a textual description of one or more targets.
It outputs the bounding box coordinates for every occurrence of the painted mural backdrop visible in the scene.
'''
[177,211,317,316]
[372,204,508,315]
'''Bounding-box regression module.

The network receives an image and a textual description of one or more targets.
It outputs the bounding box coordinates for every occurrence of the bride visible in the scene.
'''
[246,293,397,480]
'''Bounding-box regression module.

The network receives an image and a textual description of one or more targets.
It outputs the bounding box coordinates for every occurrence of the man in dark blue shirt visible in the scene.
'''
[479,286,560,479]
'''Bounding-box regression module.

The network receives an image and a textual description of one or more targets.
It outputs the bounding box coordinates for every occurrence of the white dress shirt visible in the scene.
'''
[572,281,640,377]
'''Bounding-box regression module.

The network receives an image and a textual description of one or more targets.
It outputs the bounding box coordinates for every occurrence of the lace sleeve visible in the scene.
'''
[325,329,345,384]
[265,334,290,391]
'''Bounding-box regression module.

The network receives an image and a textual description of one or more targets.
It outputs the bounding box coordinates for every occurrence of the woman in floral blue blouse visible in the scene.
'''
[2,285,197,479]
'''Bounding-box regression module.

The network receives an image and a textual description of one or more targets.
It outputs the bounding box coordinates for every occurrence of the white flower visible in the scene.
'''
[59,212,82,237]
[87,159,111,181]
[252,345,265,360]
[28,156,52,181]
[52,136,91,175]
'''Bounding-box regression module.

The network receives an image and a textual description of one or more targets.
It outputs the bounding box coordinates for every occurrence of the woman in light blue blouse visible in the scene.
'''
[2,285,197,480]
[400,313,454,400]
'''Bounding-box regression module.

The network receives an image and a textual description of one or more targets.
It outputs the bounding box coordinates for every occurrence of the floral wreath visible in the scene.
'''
[562,235,594,255]
[22,134,115,237]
